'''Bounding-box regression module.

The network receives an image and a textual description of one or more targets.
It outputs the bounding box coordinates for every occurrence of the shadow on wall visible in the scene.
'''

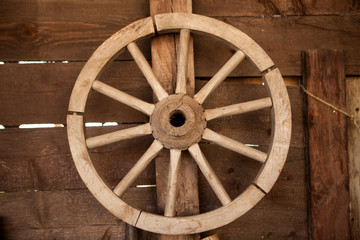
[0,217,7,240]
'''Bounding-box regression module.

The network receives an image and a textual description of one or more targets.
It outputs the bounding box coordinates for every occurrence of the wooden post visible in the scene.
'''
[150,0,199,239]
[304,49,350,239]
[346,77,360,240]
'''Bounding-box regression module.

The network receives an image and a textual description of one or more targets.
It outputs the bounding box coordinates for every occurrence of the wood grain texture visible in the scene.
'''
[135,185,264,235]
[112,140,163,197]
[253,68,292,193]
[127,42,168,101]
[304,49,350,240]
[67,114,146,226]
[92,80,155,116]
[0,188,156,240]
[199,81,304,149]
[150,0,199,238]
[0,126,155,192]
[0,83,304,193]
[197,146,307,239]
[0,61,304,146]
[204,97,272,121]
[194,15,360,77]
[0,62,152,125]
[66,63,289,234]
[193,0,360,16]
[164,149,182,217]
[175,29,191,94]
[1,10,359,76]
[1,226,126,240]
[202,128,268,163]
[67,17,155,113]
[346,77,360,240]
[0,0,151,61]
[86,123,152,149]
[188,144,232,206]
[155,13,274,73]
[0,0,339,237]
[0,146,307,239]
[194,50,245,104]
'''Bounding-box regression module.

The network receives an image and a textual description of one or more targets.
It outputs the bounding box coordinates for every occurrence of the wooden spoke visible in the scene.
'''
[194,50,245,104]
[127,42,168,101]
[92,80,155,116]
[202,128,267,163]
[175,29,191,94]
[188,144,231,205]
[113,140,163,197]
[204,97,272,121]
[164,149,182,217]
[86,123,152,149]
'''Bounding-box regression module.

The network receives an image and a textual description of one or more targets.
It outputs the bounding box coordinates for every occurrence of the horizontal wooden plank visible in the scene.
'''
[0,126,156,192]
[0,0,149,23]
[0,63,304,143]
[0,115,303,192]
[0,62,152,125]
[0,79,304,192]
[197,146,307,239]
[194,15,360,77]
[198,146,306,210]
[1,225,126,240]
[198,80,304,149]
[0,187,156,239]
[0,127,156,192]
[0,146,306,239]
[1,14,359,76]
[194,0,360,16]
[0,0,151,61]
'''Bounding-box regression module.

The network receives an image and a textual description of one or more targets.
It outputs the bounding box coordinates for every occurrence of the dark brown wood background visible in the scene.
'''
[0,1,358,239]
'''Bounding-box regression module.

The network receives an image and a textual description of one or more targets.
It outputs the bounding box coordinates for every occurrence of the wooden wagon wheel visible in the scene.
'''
[67,13,291,235]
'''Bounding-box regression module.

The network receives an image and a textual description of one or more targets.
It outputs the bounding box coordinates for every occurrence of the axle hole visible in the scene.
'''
[170,110,186,127]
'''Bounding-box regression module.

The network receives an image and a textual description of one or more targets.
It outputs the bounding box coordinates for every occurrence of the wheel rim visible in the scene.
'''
[67,13,291,235]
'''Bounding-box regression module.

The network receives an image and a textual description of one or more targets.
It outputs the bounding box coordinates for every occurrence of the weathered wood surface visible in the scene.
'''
[0,0,358,30]
[0,62,303,139]
[0,187,156,240]
[1,12,359,76]
[304,49,350,239]
[150,0,199,239]
[0,0,151,61]
[0,146,307,239]
[194,15,360,77]
[346,77,360,240]
[193,0,360,16]
[1,225,125,240]
[0,83,303,192]
[0,126,155,192]
[0,62,152,125]
[198,147,307,239]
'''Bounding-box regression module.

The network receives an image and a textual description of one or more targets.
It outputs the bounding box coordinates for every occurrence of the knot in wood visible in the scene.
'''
[150,94,206,150]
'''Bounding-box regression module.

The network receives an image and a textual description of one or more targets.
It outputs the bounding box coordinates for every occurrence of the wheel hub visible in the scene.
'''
[150,94,206,150]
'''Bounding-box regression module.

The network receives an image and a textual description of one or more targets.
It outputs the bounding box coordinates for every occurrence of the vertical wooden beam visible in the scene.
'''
[304,49,350,240]
[125,224,138,240]
[150,0,199,239]
[150,0,176,94]
[346,77,360,240]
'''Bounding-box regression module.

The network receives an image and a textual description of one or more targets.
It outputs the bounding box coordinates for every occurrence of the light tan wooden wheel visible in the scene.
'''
[67,13,291,235]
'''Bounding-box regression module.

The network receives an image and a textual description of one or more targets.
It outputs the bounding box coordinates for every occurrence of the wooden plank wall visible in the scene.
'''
[347,77,360,240]
[0,1,358,239]
[304,50,350,239]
